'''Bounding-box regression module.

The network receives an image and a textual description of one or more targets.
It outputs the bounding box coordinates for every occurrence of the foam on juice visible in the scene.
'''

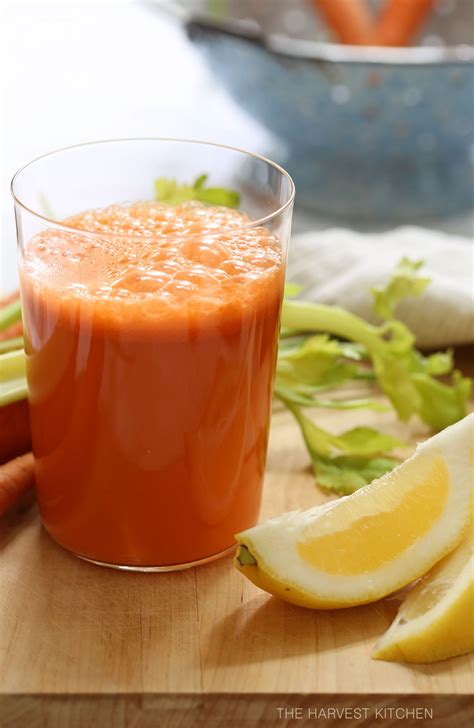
[22,201,283,331]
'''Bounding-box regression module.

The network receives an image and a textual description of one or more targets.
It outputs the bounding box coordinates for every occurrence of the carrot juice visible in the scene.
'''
[20,201,284,568]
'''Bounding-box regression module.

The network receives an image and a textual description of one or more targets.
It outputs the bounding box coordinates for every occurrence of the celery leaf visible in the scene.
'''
[154,174,240,208]
[371,257,430,320]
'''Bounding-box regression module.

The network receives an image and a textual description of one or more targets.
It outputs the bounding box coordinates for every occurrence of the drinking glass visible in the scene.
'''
[12,139,294,570]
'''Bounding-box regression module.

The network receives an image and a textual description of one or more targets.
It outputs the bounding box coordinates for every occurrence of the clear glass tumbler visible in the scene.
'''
[12,139,294,570]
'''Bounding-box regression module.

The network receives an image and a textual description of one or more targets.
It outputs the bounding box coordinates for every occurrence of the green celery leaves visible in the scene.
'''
[154,174,240,208]
[278,259,471,495]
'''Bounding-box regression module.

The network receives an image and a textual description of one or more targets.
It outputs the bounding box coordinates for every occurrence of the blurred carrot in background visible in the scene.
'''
[0,452,35,516]
[312,0,435,47]
[372,0,435,46]
[0,292,20,307]
[0,400,31,465]
[311,0,374,45]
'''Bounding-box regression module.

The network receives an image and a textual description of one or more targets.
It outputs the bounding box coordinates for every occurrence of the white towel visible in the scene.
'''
[287,226,474,349]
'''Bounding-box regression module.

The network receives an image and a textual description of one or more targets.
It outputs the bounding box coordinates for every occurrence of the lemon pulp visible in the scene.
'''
[297,454,449,576]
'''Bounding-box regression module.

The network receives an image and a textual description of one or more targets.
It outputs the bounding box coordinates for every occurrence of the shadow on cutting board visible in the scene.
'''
[205,591,399,664]
[204,588,473,678]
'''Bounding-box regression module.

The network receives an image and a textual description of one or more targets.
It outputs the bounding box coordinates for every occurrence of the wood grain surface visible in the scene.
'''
[1,350,473,728]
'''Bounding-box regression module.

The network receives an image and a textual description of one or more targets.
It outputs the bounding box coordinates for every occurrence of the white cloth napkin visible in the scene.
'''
[287,226,474,349]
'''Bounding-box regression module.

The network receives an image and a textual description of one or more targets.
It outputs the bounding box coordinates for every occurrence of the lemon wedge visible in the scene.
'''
[372,528,473,663]
[235,413,473,609]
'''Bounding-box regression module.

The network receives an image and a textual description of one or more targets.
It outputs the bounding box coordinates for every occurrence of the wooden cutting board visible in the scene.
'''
[1,371,473,727]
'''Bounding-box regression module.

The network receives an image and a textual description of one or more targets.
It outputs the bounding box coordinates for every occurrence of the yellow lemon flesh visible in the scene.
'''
[235,414,473,609]
[372,528,474,663]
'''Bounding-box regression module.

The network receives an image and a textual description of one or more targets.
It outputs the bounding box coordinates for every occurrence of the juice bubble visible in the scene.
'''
[111,270,172,293]
[180,239,229,267]
[22,201,283,325]
[174,268,218,288]
[221,259,252,275]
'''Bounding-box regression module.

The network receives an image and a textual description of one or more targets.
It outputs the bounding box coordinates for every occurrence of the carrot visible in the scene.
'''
[0,399,31,465]
[0,452,35,516]
[312,0,375,45]
[372,0,435,46]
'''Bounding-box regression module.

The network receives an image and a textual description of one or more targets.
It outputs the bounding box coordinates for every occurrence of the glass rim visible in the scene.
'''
[11,137,296,240]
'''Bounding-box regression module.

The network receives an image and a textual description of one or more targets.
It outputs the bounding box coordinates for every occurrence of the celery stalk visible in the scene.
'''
[281,300,385,354]
[0,300,22,332]
[0,337,24,354]
[0,349,28,405]
[0,349,26,382]
[0,379,28,406]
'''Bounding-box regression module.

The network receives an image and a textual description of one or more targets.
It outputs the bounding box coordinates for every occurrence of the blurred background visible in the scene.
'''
[1,0,269,290]
[2,0,473,296]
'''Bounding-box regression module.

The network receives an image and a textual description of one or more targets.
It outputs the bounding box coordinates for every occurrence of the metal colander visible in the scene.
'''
[158,0,474,222]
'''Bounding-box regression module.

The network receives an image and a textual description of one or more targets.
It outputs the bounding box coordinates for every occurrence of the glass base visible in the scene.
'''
[73,543,237,572]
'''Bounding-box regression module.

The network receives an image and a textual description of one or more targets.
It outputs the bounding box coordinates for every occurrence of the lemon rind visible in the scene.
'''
[372,533,474,663]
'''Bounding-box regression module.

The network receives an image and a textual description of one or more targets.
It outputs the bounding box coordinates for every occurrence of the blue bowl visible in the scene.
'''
[160,0,474,222]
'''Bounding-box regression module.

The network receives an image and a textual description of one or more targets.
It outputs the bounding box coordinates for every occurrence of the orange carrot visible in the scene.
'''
[0,400,31,465]
[372,0,435,46]
[0,452,34,516]
[312,0,375,45]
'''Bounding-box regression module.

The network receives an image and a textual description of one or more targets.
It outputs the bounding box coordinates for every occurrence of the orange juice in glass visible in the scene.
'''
[12,139,294,570]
